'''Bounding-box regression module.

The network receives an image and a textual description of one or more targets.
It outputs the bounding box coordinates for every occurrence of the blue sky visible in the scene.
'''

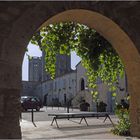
[22,43,81,81]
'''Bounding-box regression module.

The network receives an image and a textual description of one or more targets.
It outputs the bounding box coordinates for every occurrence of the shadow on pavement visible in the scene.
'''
[52,123,113,131]
[36,130,110,139]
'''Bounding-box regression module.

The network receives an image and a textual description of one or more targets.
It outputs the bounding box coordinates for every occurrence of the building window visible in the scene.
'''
[80,78,85,91]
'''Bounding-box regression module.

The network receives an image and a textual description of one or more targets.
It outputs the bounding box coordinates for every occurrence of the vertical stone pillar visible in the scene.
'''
[127,62,140,137]
[129,81,140,137]
[0,61,21,139]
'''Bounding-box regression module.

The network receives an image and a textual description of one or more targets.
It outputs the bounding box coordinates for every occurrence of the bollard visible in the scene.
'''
[31,109,36,127]
[31,109,34,122]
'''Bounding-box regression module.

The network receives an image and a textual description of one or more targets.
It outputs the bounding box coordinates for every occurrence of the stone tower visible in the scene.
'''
[29,50,71,81]
[55,53,71,77]
[29,57,42,81]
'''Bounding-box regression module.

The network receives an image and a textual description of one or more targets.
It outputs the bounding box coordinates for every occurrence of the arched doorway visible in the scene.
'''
[1,2,140,138]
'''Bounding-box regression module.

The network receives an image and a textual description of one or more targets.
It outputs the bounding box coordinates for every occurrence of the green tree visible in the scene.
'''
[31,22,124,96]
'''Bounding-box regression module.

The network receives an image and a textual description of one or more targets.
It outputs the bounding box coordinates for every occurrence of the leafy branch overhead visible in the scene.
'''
[31,22,124,97]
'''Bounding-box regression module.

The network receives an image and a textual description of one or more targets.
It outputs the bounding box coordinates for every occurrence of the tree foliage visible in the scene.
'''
[31,22,124,99]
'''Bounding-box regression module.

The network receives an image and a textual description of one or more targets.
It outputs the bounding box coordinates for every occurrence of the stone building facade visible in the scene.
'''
[21,81,42,100]
[22,56,127,113]
[41,71,76,106]
[22,50,75,105]
[72,62,128,112]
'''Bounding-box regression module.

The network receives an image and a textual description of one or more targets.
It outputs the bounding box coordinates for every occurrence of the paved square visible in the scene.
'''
[20,107,139,140]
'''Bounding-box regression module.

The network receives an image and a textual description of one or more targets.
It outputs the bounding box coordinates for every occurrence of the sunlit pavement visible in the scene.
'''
[21,107,139,140]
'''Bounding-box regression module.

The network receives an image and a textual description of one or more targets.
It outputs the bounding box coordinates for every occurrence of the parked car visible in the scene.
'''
[21,96,43,111]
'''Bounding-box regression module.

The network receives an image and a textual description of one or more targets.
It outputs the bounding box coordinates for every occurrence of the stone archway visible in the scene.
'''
[42,10,140,137]
[1,2,140,138]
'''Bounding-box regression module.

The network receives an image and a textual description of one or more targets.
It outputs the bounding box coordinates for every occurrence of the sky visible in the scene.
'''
[22,43,81,81]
